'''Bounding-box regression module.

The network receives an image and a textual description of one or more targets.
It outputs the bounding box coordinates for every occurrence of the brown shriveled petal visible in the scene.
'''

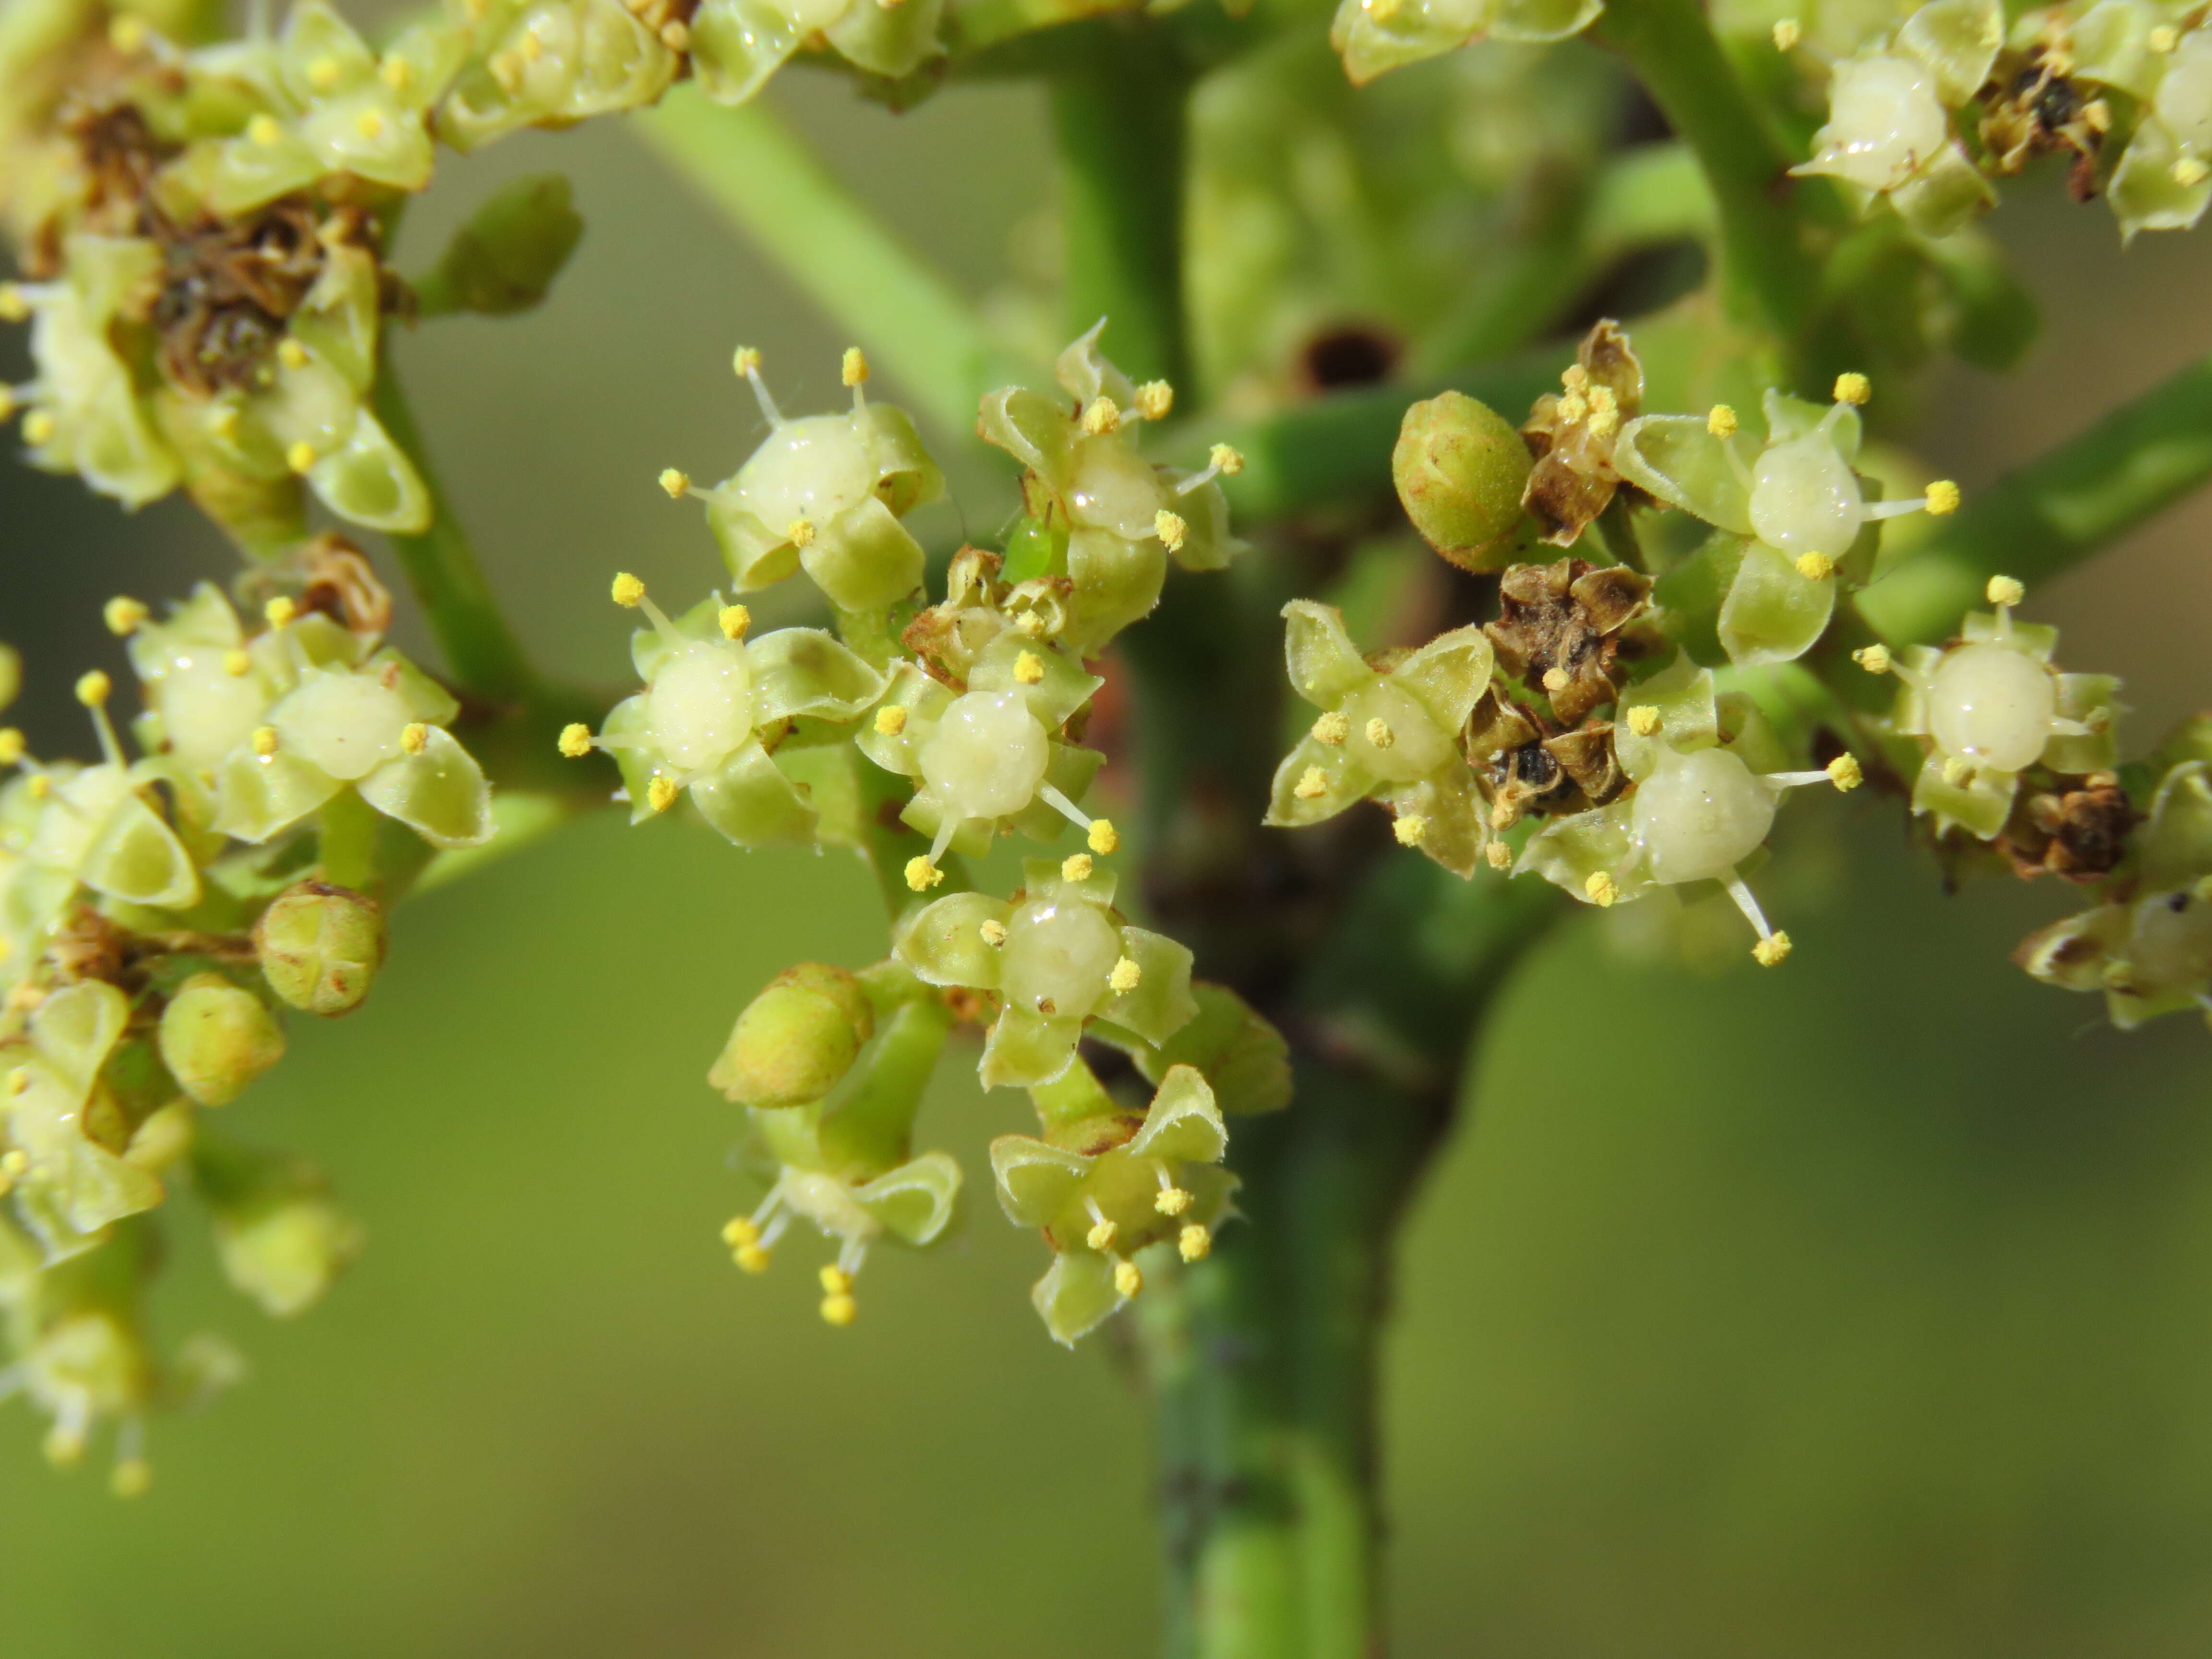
[300,534,394,640]
[2000,775,2136,881]
[1544,722,1625,807]
[1979,50,2104,189]
[1483,558,1654,725]
[152,202,372,397]
[1519,321,1645,546]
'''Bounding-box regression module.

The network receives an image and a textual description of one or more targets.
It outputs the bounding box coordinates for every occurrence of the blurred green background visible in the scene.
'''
[6,49,2212,1659]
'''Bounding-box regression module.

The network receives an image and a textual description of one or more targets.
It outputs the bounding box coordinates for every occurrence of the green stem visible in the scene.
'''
[371,352,538,705]
[1855,350,2212,646]
[631,85,1015,440]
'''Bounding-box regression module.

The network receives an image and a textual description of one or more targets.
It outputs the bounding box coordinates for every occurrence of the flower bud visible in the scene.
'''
[416,174,584,317]
[254,881,387,1017]
[709,963,875,1107]
[157,974,286,1107]
[216,1192,365,1319]
[1392,392,1534,573]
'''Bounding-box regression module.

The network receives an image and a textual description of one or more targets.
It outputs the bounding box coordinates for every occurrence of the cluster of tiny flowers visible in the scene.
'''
[576,337,1275,1344]
[1779,0,2212,238]
[1,556,487,1487]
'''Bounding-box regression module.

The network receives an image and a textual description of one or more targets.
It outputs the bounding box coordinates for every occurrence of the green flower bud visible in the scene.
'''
[415,174,585,318]
[254,880,387,1016]
[1392,391,1534,573]
[216,1192,364,1319]
[709,962,875,1107]
[157,974,285,1107]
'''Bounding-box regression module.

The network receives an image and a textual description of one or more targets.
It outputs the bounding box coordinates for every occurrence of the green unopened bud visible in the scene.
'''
[415,174,584,318]
[254,881,387,1017]
[709,963,875,1107]
[216,1193,365,1319]
[1393,391,1535,574]
[158,974,285,1106]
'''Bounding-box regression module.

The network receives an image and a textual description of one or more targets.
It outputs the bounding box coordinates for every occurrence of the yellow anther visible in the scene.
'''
[905,855,943,891]
[307,54,343,89]
[1707,403,1738,439]
[1489,799,1515,830]
[44,1427,85,1467]
[1484,840,1513,870]
[1088,818,1119,855]
[659,18,689,48]
[1941,755,1971,785]
[734,1243,771,1274]
[0,1147,25,1181]
[1154,510,1188,553]
[521,29,545,59]
[1853,644,1892,674]
[1925,479,1961,516]
[1062,852,1094,882]
[264,595,297,628]
[718,604,751,640]
[488,50,521,90]
[380,56,415,91]
[251,726,279,758]
[2083,98,2112,133]
[1833,372,1872,406]
[6,1068,27,1096]
[2176,156,2212,187]
[1086,1217,1118,1250]
[1626,705,1661,736]
[400,722,429,755]
[0,729,21,765]
[732,345,762,376]
[111,1459,153,1499]
[108,14,148,50]
[1794,551,1835,581]
[722,1217,761,1247]
[787,518,816,548]
[611,571,646,607]
[1294,765,1329,800]
[1985,574,2025,608]
[0,386,13,420]
[355,109,385,139]
[1179,1224,1212,1262]
[1562,364,1588,392]
[841,346,869,387]
[1135,380,1174,420]
[247,113,284,145]
[1541,667,1570,694]
[1772,16,1801,49]
[1393,814,1427,847]
[277,338,309,369]
[1313,710,1350,746]
[1558,393,1588,426]
[103,596,148,636]
[1365,717,1395,750]
[1109,956,1142,995]
[24,411,57,445]
[74,670,110,708]
[1080,397,1121,435]
[1114,1260,1144,1298]
[820,1292,857,1326]
[980,919,1009,947]
[2150,23,2180,51]
[1586,386,1619,439]
[285,440,316,474]
[26,775,50,799]
[1584,870,1619,906]
[0,284,27,323]
[874,705,908,736]
[211,404,241,439]
[1155,1184,1192,1216]
[819,1265,853,1295]
[1014,650,1046,685]
[1209,443,1245,476]
[1752,932,1793,967]
[556,722,595,760]
[657,467,689,498]
[647,776,679,814]
[1827,753,1863,792]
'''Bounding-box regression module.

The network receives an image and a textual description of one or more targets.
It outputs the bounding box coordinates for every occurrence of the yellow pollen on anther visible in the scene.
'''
[659,18,689,48]
[1833,372,1872,406]
[23,410,56,445]
[980,919,1008,947]
[558,723,593,757]
[1925,479,1961,516]
[26,775,49,799]
[264,595,297,628]
[110,1458,153,1499]
[874,705,908,736]
[1585,870,1619,906]
[251,726,279,758]
[1109,956,1142,995]
[0,284,27,323]
[1559,393,1588,425]
[718,604,751,641]
[819,1265,853,1296]
[1154,510,1187,553]
[278,338,309,369]
[611,571,646,607]
[1313,710,1350,745]
[1087,1218,1118,1250]
[734,1243,771,1274]
[400,722,429,755]
[1014,650,1045,685]
[1062,852,1094,882]
[1115,1260,1144,1298]
[1853,644,1892,674]
[103,596,148,636]
[1294,765,1329,800]
[1156,1184,1192,1216]
[6,1068,27,1096]
[1773,16,1801,48]
[1136,380,1174,420]
[0,729,21,765]
[1942,756,1971,785]
[1753,932,1793,967]
[1541,667,1570,694]
[381,57,415,91]
[1088,819,1119,854]
[307,54,342,89]
[1827,753,1863,791]
[1489,799,1515,830]
[356,110,385,139]
[1985,574,2025,607]
[647,777,679,813]
[2176,157,2212,187]
[732,346,762,376]
[1484,840,1513,870]
[1179,1225,1212,1262]
[1209,443,1245,475]
[658,467,689,498]
[520,30,545,59]
[1626,705,1661,736]
[109,14,147,49]
[2150,23,2180,50]
[1795,551,1835,581]
[905,855,943,891]
[1080,397,1120,435]
[1365,718,1395,749]
[722,1216,762,1248]
[285,441,316,474]
[247,113,284,145]
[820,1292,857,1326]
[787,518,816,548]
[1707,403,1738,438]
[1393,813,1428,846]
[74,670,110,708]
[841,346,869,386]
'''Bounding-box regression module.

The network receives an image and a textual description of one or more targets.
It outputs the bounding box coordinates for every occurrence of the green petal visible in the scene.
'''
[688,741,817,847]
[2071,0,2164,98]
[1007,743,1107,843]
[212,747,344,842]
[2137,763,2212,891]
[1385,762,1488,878]
[801,494,926,611]
[307,408,432,533]
[1910,752,2016,839]
[1890,144,1997,239]
[687,0,802,104]
[702,493,804,591]
[1388,623,1493,733]
[1264,735,1373,827]
[298,92,434,192]
[970,634,1102,731]
[80,791,201,909]
[1103,927,1199,1046]
[1063,528,1167,657]
[858,403,945,517]
[1717,541,1835,667]
[1163,478,1243,573]
[202,131,325,217]
[2044,674,2122,775]
[854,663,953,777]
[894,892,1013,991]
[2110,116,2212,240]
[1126,1064,1227,1165]
[977,386,1075,497]
[1898,0,2004,104]
[356,728,495,849]
[750,628,890,723]
[1516,800,1649,902]
[989,1134,1091,1227]
[979,1005,1084,1090]
[1491,0,1601,38]
[1095,981,1293,1117]
[853,1149,962,1246]
[1031,1249,1122,1346]
[280,0,377,99]
[1761,389,1860,462]
[1613,413,1753,533]
[289,244,382,392]
[1281,600,1373,707]
[31,981,131,1095]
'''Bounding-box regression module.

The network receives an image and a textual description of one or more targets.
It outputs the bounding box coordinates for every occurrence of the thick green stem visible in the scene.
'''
[371,353,538,705]
[1855,350,2212,646]
[632,85,1015,439]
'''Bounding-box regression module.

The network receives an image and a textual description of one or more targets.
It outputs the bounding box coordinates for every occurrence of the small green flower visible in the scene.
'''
[991,1063,1235,1346]
[1328,0,1602,86]
[1264,600,1495,877]
[438,0,675,151]
[192,1131,363,1318]
[894,858,1197,1090]
[687,0,944,106]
